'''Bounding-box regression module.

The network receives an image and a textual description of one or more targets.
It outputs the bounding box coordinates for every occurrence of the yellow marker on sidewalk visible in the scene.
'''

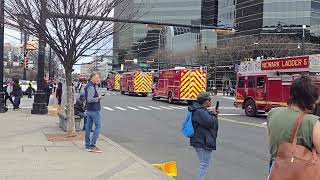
[152,161,177,177]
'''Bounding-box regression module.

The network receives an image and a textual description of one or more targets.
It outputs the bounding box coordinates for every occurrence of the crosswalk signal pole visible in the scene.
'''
[0,0,8,113]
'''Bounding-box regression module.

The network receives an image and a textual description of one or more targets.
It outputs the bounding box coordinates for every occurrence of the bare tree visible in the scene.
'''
[5,0,137,136]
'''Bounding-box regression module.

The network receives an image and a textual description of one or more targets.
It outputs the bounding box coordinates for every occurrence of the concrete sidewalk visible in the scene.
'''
[0,109,172,180]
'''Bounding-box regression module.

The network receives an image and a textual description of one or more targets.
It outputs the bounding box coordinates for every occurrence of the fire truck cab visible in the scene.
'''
[153,68,207,104]
[235,55,320,117]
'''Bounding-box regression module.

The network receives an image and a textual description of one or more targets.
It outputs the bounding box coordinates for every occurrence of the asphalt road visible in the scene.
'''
[98,89,269,180]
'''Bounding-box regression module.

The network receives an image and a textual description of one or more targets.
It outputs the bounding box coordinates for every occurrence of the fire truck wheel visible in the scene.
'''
[244,99,257,117]
[141,93,148,97]
[168,92,174,104]
[120,91,125,95]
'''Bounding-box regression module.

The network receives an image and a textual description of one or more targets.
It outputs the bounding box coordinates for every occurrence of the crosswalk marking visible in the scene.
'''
[168,106,186,110]
[112,93,118,95]
[159,106,173,110]
[103,107,114,111]
[148,106,162,110]
[106,93,110,95]
[127,106,139,111]
[115,107,127,111]
[137,106,151,111]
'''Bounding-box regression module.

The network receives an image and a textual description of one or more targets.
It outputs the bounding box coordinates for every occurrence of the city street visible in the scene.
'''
[99,89,269,180]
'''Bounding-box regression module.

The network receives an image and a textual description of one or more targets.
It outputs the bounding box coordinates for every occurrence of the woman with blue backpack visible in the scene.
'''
[182,91,219,180]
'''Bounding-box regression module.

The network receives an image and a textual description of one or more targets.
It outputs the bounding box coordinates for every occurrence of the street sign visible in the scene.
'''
[139,63,150,68]
[12,62,20,67]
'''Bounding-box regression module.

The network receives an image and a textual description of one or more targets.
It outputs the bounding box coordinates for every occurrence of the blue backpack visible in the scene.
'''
[181,111,194,138]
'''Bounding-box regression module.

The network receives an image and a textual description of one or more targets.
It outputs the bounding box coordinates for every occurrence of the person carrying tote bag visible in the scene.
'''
[269,112,320,180]
[267,76,320,180]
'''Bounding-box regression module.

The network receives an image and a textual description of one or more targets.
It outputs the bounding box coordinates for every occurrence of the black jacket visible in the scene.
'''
[189,102,219,151]
[12,82,22,97]
[74,98,85,115]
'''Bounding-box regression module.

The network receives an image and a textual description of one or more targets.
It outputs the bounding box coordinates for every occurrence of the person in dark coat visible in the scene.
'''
[188,91,219,180]
[4,82,14,106]
[12,79,23,110]
[56,81,63,105]
[74,92,87,130]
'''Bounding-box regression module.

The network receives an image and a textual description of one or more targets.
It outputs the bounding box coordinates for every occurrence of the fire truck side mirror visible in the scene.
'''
[276,71,280,76]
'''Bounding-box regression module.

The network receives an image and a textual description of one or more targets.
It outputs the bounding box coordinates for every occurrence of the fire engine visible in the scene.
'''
[107,73,122,91]
[153,68,207,104]
[234,55,320,117]
[120,71,153,96]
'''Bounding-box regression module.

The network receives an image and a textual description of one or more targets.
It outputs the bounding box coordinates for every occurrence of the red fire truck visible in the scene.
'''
[234,55,320,117]
[120,71,153,96]
[107,73,122,91]
[153,68,207,104]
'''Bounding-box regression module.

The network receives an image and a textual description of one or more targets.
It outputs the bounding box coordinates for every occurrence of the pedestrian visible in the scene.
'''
[12,79,22,110]
[56,81,63,105]
[84,72,104,153]
[188,91,219,180]
[4,82,14,106]
[26,81,33,98]
[44,80,53,106]
[53,81,57,93]
[267,76,320,178]
[74,92,87,130]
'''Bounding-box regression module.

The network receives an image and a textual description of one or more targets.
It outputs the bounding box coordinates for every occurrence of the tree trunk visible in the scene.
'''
[65,68,76,137]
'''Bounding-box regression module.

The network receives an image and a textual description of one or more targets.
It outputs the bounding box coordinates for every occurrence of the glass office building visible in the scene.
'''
[231,0,320,35]
[113,0,218,67]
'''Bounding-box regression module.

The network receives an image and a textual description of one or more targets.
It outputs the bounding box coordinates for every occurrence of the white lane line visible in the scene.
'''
[219,107,238,110]
[137,106,151,111]
[159,106,173,110]
[112,93,118,95]
[219,113,243,116]
[262,122,267,125]
[103,107,114,111]
[115,106,127,111]
[106,93,111,95]
[127,106,139,111]
[168,106,186,110]
[148,106,162,110]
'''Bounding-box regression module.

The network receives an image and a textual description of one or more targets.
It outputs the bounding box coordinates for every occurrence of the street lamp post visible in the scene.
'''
[0,0,8,113]
[302,25,306,55]
[31,0,48,114]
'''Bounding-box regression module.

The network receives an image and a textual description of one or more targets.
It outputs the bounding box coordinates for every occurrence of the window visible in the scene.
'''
[257,77,265,88]
[238,77,245,88]
[248,77,255,88]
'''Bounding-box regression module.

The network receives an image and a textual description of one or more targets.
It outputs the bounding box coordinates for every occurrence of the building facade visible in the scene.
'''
[113,0,219,68]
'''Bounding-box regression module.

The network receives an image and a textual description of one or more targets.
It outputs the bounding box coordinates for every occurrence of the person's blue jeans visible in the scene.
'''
[195,148,213,180]
[85,111,101,148]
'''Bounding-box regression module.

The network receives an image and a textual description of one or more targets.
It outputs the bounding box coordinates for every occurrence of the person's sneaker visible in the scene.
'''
[85,147,93,152]
[91,146,102,153]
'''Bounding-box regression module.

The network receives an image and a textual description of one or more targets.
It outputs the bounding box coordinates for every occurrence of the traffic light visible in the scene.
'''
[24,57,30,69]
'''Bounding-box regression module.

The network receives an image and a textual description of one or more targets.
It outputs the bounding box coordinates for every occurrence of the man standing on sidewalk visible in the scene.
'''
[84,72,103,153]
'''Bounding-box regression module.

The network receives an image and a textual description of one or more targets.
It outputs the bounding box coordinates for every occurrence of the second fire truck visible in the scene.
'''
[120,71,153,96]
[234,55,320,117]
[153,68,207,104]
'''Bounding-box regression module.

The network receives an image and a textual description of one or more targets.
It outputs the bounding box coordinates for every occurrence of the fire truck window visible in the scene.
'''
[257,77,265,88]
[238,78,245,88]
[248,77,255,88]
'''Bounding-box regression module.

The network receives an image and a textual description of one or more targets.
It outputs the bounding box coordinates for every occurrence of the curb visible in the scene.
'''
[99,135,174,180]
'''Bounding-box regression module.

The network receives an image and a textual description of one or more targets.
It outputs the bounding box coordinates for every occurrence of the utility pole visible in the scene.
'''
[22,30,28,80]
[48,47,52,80]
[0,0,8,113]
[31,0,48,114]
